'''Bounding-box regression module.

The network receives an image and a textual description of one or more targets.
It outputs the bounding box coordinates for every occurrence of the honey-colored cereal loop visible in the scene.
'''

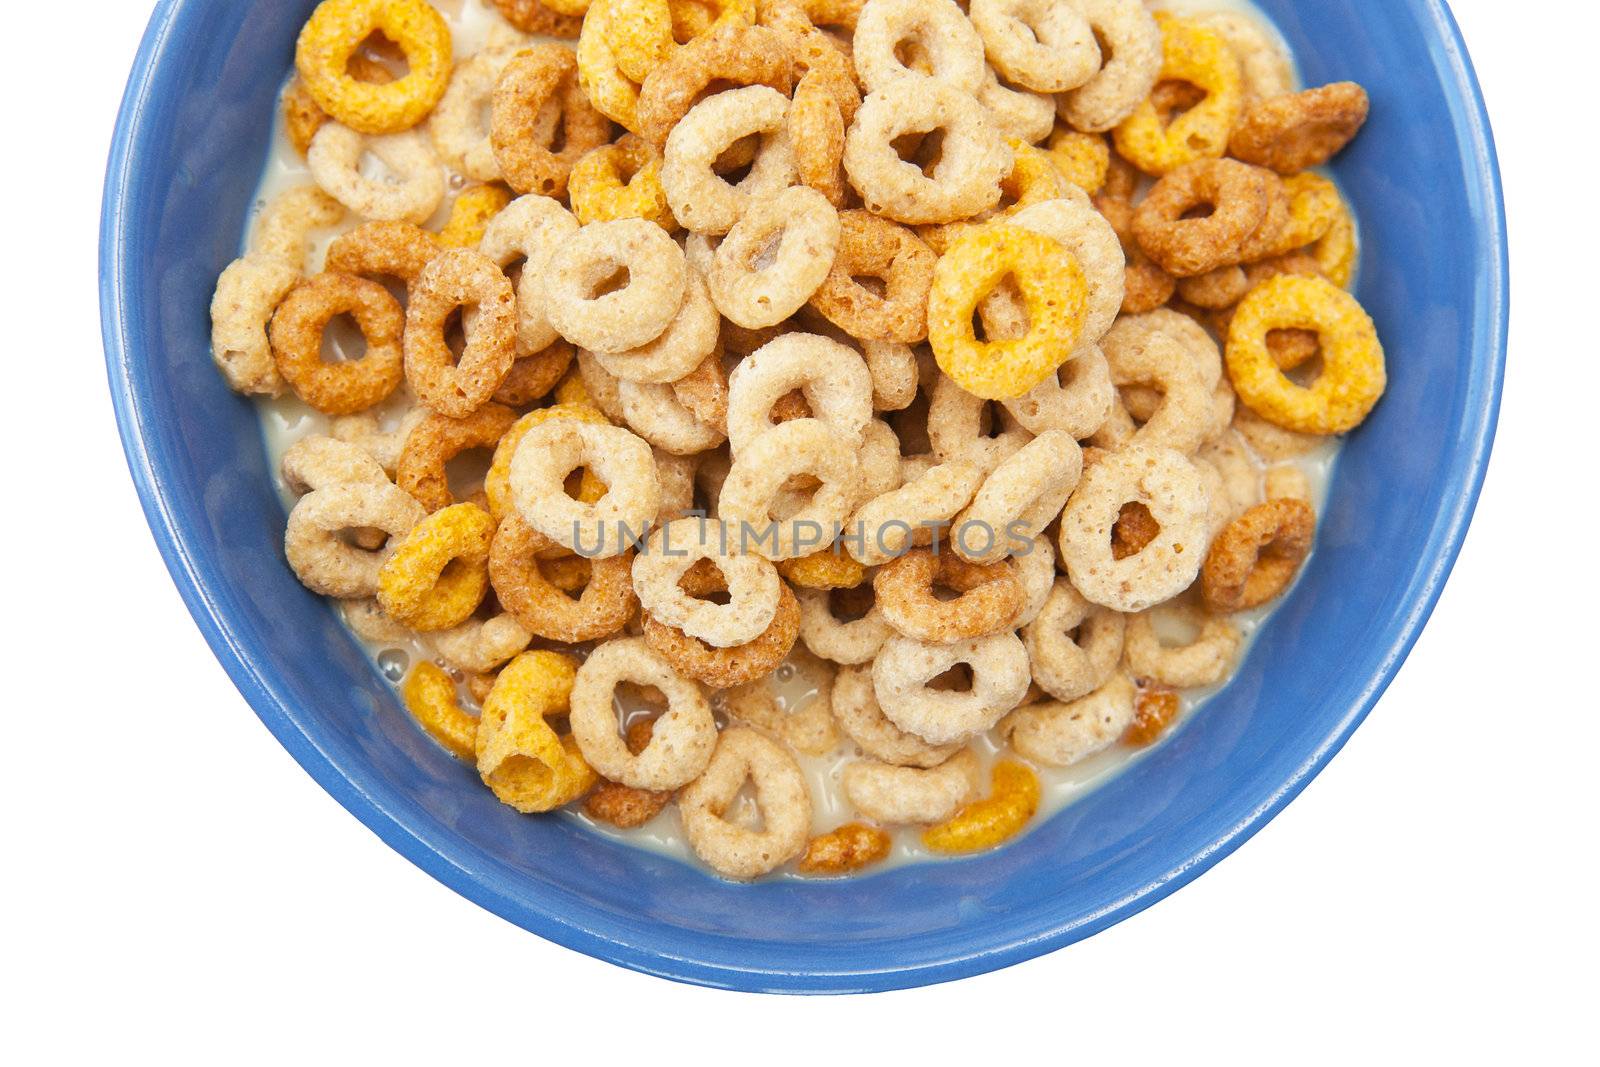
[679,726,811,880]
[872,632,1031,744]
[1000,341,1115,439]
[927,223,1089,401]
[717,420,860,559]
[1226,275,1385,435]
[403,248,517,418]
[1055,0,1161,133]
[478,194,581,356]
[253,186,346,271]
[398,402,519,514]
[831,662,961,766]
[575,349,631,421]
[491,0,584,36]
[660,85,798,235]
[1023,578,1124,702]
[798,822,893,876]
[1260,172,1341,259]
[477,652,599,812]
[644,579,800,687]
[270,272,406,415]
[809,211,935,343]
[632,518,782,646]
[544,218,689,352]
[494,339,575,406]
[862,340,920,411]
[584,717,675,827]
[436,183,513,248]
[789,65,858,207]
[1111,14,1242,175]
[875,549,1025,643]
[842,749,980,824]
[307,125,446,224]
[1123,684,1181,747]
[1131,159,1273,277]
[1176,264,1249,310]
[1230,82,1370,174]
[211,255,300,397]
[285,482,427,598]
[491,45,611,199]
[634,23,793,149]
[593,270,720,383]
[489,514,639,642]
[432,612,534,674]
[1123,604,1242,687]
[777,550,865,590]
[330,408,427,477]
[796,586,896,665]
[508,420,661,557]
[401,661,479,761]
[953,430,1083,564]
[1001,672,1134,767]
[377,502,495,631]
[1312,189,1358,289]
[324,220,443,289]
[576,0,645,132]
[1007,197,1125,345]
[708,187,841,329]
[568,135,677,230]
[922,758,1040,853]
[1099,319,1216,454]
[969,0,1098,93]
[1200,497,1316,613]
[1047,127,1111,194]
[295,0,453,135]
[569,636,718,789]
[726,332,872,455]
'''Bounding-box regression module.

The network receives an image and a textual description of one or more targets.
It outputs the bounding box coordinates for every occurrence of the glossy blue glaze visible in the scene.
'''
[101,0,1506,992]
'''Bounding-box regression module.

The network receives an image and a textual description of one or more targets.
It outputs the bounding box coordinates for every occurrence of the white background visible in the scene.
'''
[4,1,1595,1061]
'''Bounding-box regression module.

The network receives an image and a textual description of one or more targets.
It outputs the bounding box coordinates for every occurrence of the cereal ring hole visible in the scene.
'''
[927,662,975,693]
[318,312,371,363]
[828,584,876,623]
[891,127,948,178]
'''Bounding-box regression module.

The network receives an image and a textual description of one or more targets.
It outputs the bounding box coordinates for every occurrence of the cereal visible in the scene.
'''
[401,661,479,761]
[271,272,406,415]
[491,0,584,36]
[843,748,980,824]
[1122,603,1241,688]
[977,63,1057,145]
[1196,10,1294,105]
[1226,275,1385,435]
[584,719,675,827]
[852,0,985,95]
[798,822,892,875]
[495,339,575,406]
[211,255,299,397]
[722,665,839,755]
[489,514,639,641]
[796,587,896,665]
[1099,314,1216,454]
[875,548,1025,643]
[776,550,865,590]
[403,248,517,418]
[1055,0,1161,133]
[634,23,793,148]
[307,124,446,224]
[569,636,717,789]
[632,518,781,646]
[324,219,443,289]
[331,408,428,477]
[477,651,598,812]
[953,430,1082,564]
[790,64,858,206]
[1201,497,1316,612]
[491,45,611,199]
[926,375,1032,474]
[660,85,797,235]
[576,0,645,132]
[726,332,872,455]
[1230,82,1369,174]
[679,727,811,879]
[431,612,533,674]
[478,194,581,356]
[430,48,523,182]
[377,502,495,630]
[969,0,1098,93]
[568,135,677,230]
[295,0,453,135]
[707,186,841,329]
[1112,14,1242,175]
[921,758,1039,853]
[862,340,920,411]
[544,218,688,352]
[872,632,1031,744]
[831,661,960,765]
[1000,342,1115,439]
[253,185,346,271]
[1314,189,1358,289]
[667,350,730,430]
[1047,127,1111,194]
[717,419,859,559]
[285,482,427,598]
[398,402,519,513]
[1022,578,1124,702]
[643,574,800,686]
[617,378,728,453]
[1132,159,1273,277]
[1001,672,1133,766]
[508,420,661,557]
[809,210,935,343]
[436,183,513,248]
[1009,196,1125,343]
[281,434,390,496]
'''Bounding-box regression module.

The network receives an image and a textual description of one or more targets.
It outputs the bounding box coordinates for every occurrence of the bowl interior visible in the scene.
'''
[102,0,1503,991]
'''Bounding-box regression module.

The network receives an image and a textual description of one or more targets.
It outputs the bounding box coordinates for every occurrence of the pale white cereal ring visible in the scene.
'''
[1123,604,1242,688]
[1001,671,1135,766]
[977,63,1057,144]
[851,418,905,508]
[661,86,797,236]
[970,0,1098,93]
[1195,10,1296,105]
[708,186,842,329]
[796,588,896,665]
[1196,429,1264,518]
[284,482,427,598]
[617,378,727,454]
[832,663,961,766]
[953,429,1082,564]
[632,518,781,647]
[1023,578,1124,701]
[1265,464,1312,502]
[253,186,344,272]
[1233,404,1327,460]
[726,332,873,455]
[1009,197,1125,343]
[654,449,700,523]
[718,419,859,560]
[1055,0,1161,133]
[428,47,522,182]
[570,636,718,790]
[722,666,839,756]
[589,269,719,383]
[575,349,629,422]
[862,339,920,411]
[1000,341,1115,438]
[842,748,980,824]
[843,79,1011,225]
[852,0,986,94]
[330,407,428,476]
[1006,533,1057,628]
[339,598,414,644]
[847,460,983,565]
[928,373,1033,474]
[544,218,687,353]
[210,254,299,396]
[431,613,534,674]
[280,435,389,495]
[1107,308,1222,389]
[478,194,581,356]
[1098,322,1215,455]
[1057,445,1211,612]
[872,632,1031,744]
[307,124,445,224]
[680,726,812,880]
[508,420,661,557]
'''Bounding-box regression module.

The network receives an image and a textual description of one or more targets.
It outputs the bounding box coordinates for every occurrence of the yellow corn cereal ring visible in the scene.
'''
[377,503,495,631]
[295,0,453,135]
[1111,14,1242,176]
[400,661,478,762]
[607,0,755,84]
[477,651,598,812]
[577,0,644,132]
[569,135,677,229]
[436,184,513,248]
[1314,188,1359,288]
[1047,126,1110,194]
[921,758,1040,853]
[927,223,1088,401]
[1226,275,1385,435]
[1261,172,1340,259]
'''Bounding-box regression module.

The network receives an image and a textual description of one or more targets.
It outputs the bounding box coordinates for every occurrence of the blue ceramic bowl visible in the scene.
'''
[101,0,1505,992]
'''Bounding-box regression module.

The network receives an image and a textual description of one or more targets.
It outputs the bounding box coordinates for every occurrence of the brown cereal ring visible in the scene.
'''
[253,186,346,271]
[726,332,872,454]
[872,632,1031,744]
[668,350,728,430]
[632,518,782,646]
[568,135,677,230]
[1201,497,1315,613]
[494,339,574,406]
[796,587,895,665]
[306,125,446,224]
[295,0,452,136]
[571,636,717,789]
[952,430,1082,564]
[831,662,959,766]
[1123,603,1242,687]
[874,548,1024,643]
[722,664,839,755]
[707,186,841,329]
[644,578,800,687]
[660,85,798,235]
[211,255,299,397]
[403,248,517,418]
[634,23,793,149]
[545,219,688,352]
[509,420,662,556]
[808,210,935,343]
[491,0,584,36]
[1023,578,1124,702]
[1047,126,1110,194]
[377,503,495,631]
[679,726,811,880]
[270,272,405,415]
[397,403,518,513]
[798,822,892,875]
[1132,159,1273,277]
[1229,82,1370,174]
[491,45,611,199]
[1000,341,1115,439]
[969,0,1097,93]
[1056,0,1161,133]
[852,0,985,94]
[1122,252,1176,313]
[324,219,443,289]
[1111,14,1242,175]
[844,79,1009,225]
[478,194,581,356]
[842,749,980,824]
[777,549,864,590]
[490,513,638,641]
[436,183,513,248]
[285,482,427,598]
[1176,265,1249,310]
[1000,672,1134,767]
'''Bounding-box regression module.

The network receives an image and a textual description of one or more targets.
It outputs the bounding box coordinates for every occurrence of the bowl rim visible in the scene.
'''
[99,0,1507,993]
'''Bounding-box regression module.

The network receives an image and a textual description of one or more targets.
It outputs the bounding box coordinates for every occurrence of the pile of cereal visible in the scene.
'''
[210,0,1383,880]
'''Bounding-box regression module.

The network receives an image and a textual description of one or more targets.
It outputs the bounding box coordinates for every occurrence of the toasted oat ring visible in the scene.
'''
[591,270,719,383]
[726,333,871,455]
[634,23,793,148]
[847,461,982,566]
[1022,578,1124,701]
[1000,341,1115,439]
[253,186,346,272]
[545,219,688,352]
[926,375,1032,475]
[1111,14,1242,175]
[436,184,513,249]
[1100,323,1215,455]
[1230,82,1369,174]
[306,125,446,224]
[403,249,517,418]
[707,187,841,329]
[211,255,300,397]
[808,211,935,343]
[632,518,782,646]
[976,63,1056,144]
[644,575,800,687]
[487,403,610,519]
[796,587,895,665]
[861,340,919,411]
[490,514,638,641]
[1058,445,1211,612]
[852,0,985,94]
[574,350,630,421]
[1131,159,1273,277]
[1201,497,1315,612]
[667,350,729,430]
[431,611,533,674]
[790,66,856,207]
[570,637,717,789]
[324,220,443,291]
[843,79,1009,225]
[428,49,522,182]
[281,435,390,499]
[872,632,1031,744]
[970,0,1097,93]
[1123,603,1242,687]
[831,663,960,766]
[568,136,676,230]
[491,0,584,36]
[616,378,727,453]
[842,749,979,825]
[477,651,598,812]
[493,340,574,407]
[285,482,427,598]
[400,662,478,761]
[479,195,581,357]
[874,549,1025,643]
[509,420,661,557]
[376,502,495,631]
[396,403,518,513]
[1226,275,1385,434]
[679,726,810,879]
[271,272,405,415]
[927,223,1089,401]
[490,45,610,200]
[953,430,1082,564]
[1055,0,1161,132]
[718,420,859,559]
[1000,672,1134,767]
[576,0,645,132]
[661,85,798,235]
[723,662,839,755]
[295,0,452,135]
